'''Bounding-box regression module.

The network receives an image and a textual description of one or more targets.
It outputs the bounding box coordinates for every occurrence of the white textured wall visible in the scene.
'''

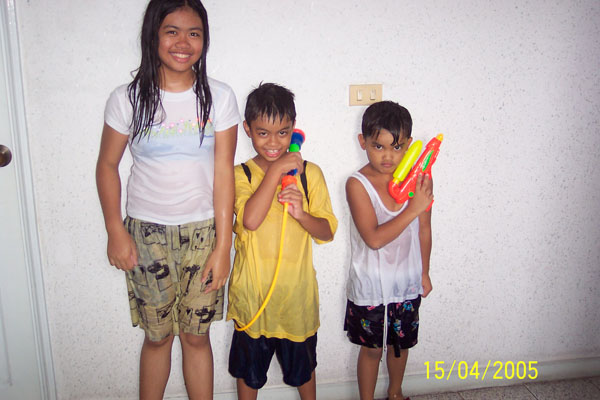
[15,0,600,398]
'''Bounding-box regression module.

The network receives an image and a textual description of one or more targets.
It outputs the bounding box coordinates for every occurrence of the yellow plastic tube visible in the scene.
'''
[235,203,289,332]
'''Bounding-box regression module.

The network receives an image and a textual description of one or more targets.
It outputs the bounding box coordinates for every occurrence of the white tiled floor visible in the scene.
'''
[408,375,600,400]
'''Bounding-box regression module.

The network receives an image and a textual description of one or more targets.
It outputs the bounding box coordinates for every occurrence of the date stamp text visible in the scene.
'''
[424,361,538,381]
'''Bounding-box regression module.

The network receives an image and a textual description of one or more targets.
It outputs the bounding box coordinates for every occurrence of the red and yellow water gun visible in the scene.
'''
[388,134,443,210]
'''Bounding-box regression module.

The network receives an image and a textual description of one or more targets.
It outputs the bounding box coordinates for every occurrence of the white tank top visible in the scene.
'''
[346,171,423,306]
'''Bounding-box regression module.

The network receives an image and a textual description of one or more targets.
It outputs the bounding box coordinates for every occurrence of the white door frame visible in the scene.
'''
[1,1,56,398]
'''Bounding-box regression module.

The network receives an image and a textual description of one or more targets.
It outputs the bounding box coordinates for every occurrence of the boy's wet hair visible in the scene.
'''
[361,101,412,145]
[244,83,296,127]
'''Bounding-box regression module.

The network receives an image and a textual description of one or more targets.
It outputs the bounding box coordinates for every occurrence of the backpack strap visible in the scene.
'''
[241,163,252,183]
[300,160,309,207]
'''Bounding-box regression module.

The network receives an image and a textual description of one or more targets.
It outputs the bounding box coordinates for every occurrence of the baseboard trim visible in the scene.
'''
[167,356,600,400]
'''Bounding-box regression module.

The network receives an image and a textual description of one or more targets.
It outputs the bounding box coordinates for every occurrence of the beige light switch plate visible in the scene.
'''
[349,84,382,106]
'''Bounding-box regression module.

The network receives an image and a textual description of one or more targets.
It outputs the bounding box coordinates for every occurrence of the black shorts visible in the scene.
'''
[228,330,317,389]
[344,296,421,357]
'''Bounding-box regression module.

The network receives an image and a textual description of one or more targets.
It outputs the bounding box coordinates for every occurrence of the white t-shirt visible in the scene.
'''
[104,78,240,225]
[346,171,423,306]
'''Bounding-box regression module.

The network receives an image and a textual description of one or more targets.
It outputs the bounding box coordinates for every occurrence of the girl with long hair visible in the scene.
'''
[96,1,239,398]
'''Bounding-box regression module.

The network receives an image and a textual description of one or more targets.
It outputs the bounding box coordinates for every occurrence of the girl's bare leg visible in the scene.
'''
[139,334,175,400]
[180,331,214,399]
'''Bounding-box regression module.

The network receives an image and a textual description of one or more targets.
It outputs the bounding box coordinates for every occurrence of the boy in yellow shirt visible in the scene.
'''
[227,83,337,399]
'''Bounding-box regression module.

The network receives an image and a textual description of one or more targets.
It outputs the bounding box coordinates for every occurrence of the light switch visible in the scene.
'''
[349,84,382,106]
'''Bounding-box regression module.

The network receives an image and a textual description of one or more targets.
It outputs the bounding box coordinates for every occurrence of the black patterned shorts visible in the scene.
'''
[344,296,421,357]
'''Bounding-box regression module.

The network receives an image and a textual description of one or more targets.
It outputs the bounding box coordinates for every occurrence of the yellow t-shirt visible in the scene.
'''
[227,159,338,342]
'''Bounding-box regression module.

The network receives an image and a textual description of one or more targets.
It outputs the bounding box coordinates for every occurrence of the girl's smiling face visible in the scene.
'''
[157,6,204,83]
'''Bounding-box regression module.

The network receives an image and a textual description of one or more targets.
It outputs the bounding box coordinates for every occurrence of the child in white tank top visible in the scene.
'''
[344,101,434,400]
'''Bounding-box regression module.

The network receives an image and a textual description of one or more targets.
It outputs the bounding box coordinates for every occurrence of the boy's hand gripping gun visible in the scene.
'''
[235,129,305,332]
[388,134,443,211]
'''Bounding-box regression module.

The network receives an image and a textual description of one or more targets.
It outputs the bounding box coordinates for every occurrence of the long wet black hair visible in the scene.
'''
[127,0,212,144]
